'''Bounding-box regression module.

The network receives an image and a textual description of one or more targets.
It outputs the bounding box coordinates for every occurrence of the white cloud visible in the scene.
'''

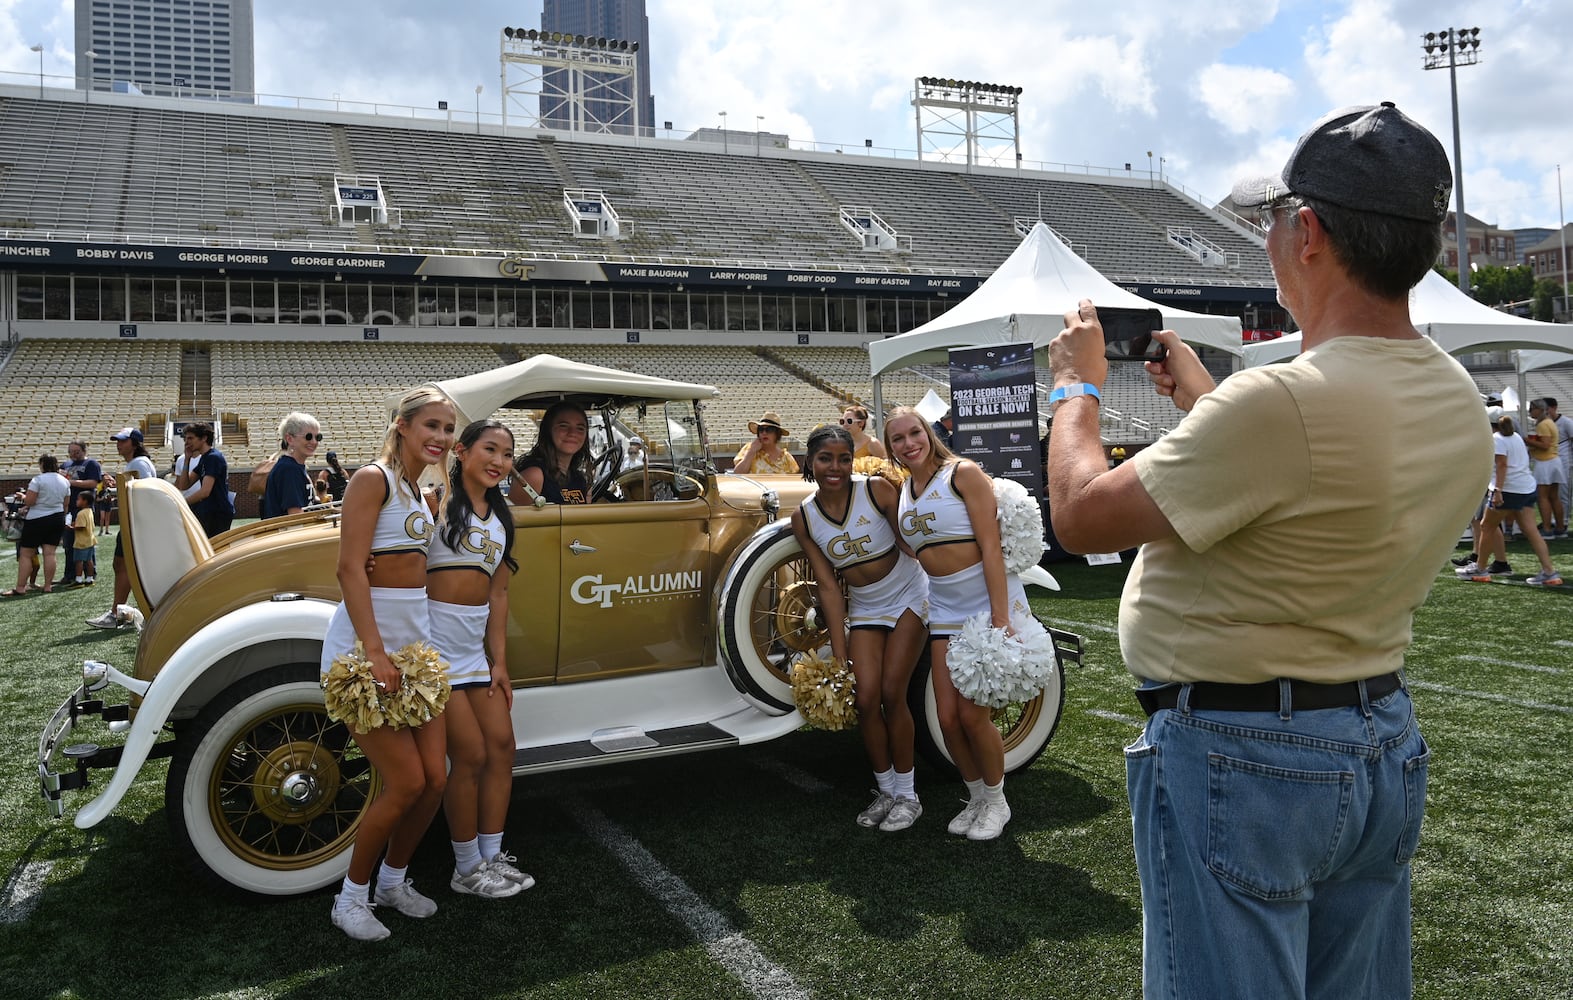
[1193,65,1297,135]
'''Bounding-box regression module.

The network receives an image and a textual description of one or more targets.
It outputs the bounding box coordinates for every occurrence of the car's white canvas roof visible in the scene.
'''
[393,353,720,426]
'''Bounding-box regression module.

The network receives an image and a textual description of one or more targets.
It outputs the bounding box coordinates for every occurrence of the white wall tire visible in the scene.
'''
[908,642,1065,776]
[166,665,378,896]
[717,523,826,715]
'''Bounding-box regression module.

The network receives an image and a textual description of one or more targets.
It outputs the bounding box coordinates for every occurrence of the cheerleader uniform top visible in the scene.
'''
[370,463,435,556]
[799,475,898,572]
[898,461,976,554]
[426,507,507,576]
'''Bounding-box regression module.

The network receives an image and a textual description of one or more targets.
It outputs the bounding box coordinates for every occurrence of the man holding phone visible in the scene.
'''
[1046,104,1491,998]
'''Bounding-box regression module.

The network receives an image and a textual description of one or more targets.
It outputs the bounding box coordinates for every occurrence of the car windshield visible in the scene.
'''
[599,400,711,480]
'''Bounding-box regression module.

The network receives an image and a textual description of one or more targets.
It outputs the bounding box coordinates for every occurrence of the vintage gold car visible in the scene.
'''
[39,354,1078,896]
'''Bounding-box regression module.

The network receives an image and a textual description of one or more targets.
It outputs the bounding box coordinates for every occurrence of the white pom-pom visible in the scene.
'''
[993,477,1045,575]
[946,609,1056,708]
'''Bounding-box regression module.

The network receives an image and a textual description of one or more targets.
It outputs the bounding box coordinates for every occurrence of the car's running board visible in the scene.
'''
[511,722,738,774]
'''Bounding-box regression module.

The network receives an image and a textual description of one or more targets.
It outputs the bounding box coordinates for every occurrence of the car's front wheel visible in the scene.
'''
[718,522,828,714]
[166,664,379,896]
[907,644,1065,776]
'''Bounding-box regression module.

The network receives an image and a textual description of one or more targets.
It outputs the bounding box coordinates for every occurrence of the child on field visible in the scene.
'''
[71,491,98,585]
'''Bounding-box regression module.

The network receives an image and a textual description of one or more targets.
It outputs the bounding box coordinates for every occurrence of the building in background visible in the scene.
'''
[541,0,653,135]
[74,0,255,101]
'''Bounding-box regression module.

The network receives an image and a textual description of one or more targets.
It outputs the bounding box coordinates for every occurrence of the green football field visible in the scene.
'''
[0,532,1568,1000]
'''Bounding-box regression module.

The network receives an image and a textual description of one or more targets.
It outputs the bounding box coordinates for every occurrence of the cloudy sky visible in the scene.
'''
[3,0,1569,230]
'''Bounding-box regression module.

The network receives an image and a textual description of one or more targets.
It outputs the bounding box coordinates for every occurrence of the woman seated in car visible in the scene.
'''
[733,411,799,476]
[513,401,594,505]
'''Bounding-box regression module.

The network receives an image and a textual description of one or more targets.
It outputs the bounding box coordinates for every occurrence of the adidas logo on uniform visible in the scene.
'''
[855,515,871,526]
[926,490,941,500]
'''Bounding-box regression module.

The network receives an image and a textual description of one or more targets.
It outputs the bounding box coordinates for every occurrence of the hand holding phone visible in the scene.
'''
[1094,306,1166,362]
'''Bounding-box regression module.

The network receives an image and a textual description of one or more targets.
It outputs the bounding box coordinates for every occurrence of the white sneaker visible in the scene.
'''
[374,878,438,918]
[878,797,923,832]
[85,610,123,630]
[856,790,896,828]
[450,862,523,899]
[966,799,1013,841]
[487,852,537,890]
[330,895,390,941]
[1453,561,1481,576]
[947,798,985,836]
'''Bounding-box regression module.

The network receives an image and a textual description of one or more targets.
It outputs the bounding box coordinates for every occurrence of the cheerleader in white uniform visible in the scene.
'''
[885,406,1030,841]
[429,420,533,899]
[791,425,929,832]
[322,386,456,941]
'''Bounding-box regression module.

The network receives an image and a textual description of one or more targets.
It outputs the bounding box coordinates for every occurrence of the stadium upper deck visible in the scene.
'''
[0,84,1280,475]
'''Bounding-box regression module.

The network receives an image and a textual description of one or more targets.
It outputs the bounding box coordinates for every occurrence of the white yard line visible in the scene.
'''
[1456,654,1564,676]
[1043,617,1116,635]
[1085,708,1146,727]
[0,860,52,925]
[567,797,811,1000]
[750,756,832,794]
[1408,680,1573,715]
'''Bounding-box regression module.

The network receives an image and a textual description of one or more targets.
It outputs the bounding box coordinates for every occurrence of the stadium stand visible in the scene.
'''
[0,86,1283,478]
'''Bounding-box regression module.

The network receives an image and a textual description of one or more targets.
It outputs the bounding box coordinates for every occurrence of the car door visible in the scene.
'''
[555,497,712,679]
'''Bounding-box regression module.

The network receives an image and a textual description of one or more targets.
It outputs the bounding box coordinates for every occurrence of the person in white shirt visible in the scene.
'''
[86,427,159,629]
[5,454,70,596]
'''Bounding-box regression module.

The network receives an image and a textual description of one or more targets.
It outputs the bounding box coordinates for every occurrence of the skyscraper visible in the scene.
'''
[75,0,256,101]
[541,0,654,135]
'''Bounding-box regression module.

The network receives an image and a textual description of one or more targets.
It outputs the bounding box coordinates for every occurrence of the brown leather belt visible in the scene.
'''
[1134,672,1403,716]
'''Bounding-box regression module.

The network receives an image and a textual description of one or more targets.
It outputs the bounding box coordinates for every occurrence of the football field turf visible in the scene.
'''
[0,534,1568,999]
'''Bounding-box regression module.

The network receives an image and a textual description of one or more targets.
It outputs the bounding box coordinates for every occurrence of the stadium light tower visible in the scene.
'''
[498,27,642,136]
[30,43,43,98]
[475,84,483,133]
[83,50,99,102]
[912,77,1022,170]
[1423,26,1481,294]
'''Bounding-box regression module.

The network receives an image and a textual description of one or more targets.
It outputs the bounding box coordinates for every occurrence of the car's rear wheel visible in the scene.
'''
[908,639,1065,776]
[718,523,828,714]
[167,664,379,896]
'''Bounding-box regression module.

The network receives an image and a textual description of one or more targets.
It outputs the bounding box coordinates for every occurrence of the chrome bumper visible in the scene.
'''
[38,661,138,818]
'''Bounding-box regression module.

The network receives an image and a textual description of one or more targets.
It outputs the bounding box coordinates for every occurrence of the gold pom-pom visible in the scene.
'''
[323,640,451,732]
[853,456,907,487]
[791,646,858,731]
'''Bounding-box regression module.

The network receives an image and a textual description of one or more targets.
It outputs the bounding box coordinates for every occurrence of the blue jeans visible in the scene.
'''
[1125,680,1427,1000]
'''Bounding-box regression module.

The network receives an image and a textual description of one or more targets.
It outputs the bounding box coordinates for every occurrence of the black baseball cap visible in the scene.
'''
[1231,103,1452,222]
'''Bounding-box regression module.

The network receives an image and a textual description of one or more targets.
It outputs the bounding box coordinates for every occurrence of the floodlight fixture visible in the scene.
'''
[1423,26,1482,292]
[30,42,43,97]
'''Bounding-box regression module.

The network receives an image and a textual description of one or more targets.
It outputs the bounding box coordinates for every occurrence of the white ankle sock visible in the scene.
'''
[477,831,504,860]
[892,769,916,801]
[983,779,1006,803]
[376,861,407,892]
[874,767,896,796]
[452,837,483,876]
[964,777,986,802]
[338,877,370,907]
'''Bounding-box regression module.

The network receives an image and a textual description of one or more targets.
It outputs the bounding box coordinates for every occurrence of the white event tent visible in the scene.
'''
[867,222,1244,413]
[1241,269,1573,367]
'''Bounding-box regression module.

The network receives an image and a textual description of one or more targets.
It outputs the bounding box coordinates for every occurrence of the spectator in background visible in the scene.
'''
[57,441,102,587]
[620,437,647,474]
[87,426,159,629]
[931,409,954,449]
[1474,413,1562,584]
[70,491,97,585]
[323,450,351,501]
[733,412,798,475]
[262,412,323,518]
[5,454,70,597]
[840,405,887,459]
[176,422,234,538]
[1526,399,1566,538]
[1548,398,1573,524]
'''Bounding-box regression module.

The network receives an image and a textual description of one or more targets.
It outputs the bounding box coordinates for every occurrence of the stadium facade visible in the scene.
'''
[0,82,1288,480]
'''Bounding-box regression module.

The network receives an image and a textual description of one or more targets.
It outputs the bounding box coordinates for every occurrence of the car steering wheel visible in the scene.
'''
[589,444,625,502]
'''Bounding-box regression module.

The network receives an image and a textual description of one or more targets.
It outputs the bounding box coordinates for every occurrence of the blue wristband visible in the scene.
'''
[1047,383,1101,409]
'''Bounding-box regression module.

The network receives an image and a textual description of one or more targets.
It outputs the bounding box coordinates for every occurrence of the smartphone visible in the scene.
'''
[1093,306,1165,362]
